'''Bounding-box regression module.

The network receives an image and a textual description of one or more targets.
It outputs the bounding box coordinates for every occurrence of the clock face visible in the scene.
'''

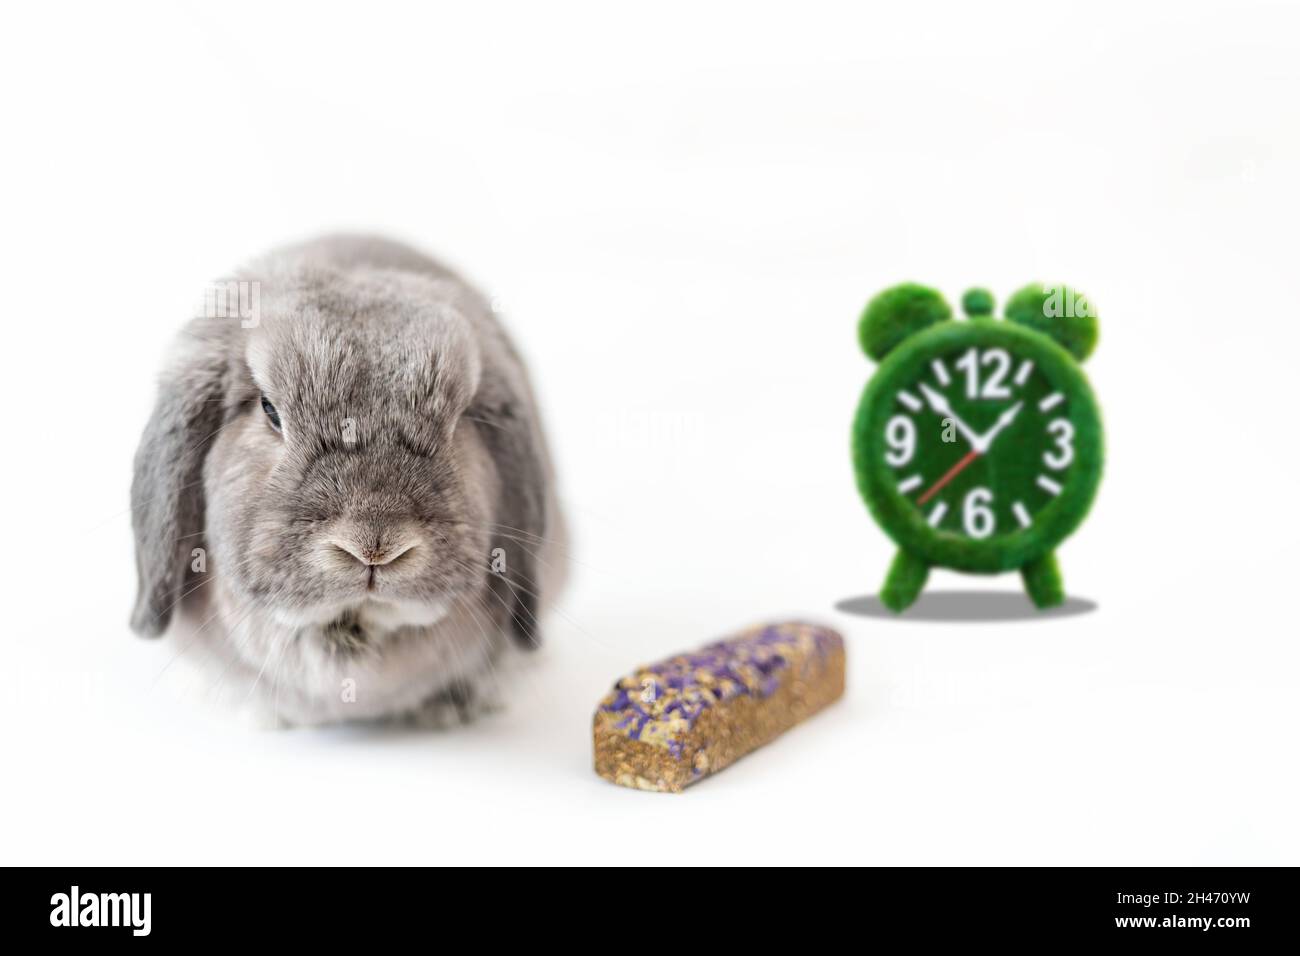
[855,322,1102,570]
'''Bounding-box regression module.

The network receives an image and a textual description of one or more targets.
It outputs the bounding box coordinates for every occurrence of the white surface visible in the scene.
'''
[2,0,1297,865]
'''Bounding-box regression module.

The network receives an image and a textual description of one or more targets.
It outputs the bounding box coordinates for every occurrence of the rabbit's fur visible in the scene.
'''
[131,235,564,725]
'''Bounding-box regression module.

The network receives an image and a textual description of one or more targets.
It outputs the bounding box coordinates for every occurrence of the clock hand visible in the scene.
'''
[974,400,1024,451]
[917,383,987,452]
[917,448,981,505]
[914,401,1024,506]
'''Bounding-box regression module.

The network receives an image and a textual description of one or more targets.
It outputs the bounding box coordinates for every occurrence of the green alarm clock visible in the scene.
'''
[851,283,1103,611]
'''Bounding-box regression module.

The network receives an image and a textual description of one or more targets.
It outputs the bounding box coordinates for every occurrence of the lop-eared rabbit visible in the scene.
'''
[131,236,564,725]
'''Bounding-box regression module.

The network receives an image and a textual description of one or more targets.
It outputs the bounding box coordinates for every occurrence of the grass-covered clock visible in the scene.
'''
[851,283,1103,611]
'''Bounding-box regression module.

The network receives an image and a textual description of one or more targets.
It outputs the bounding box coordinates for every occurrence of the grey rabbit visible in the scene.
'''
[130,235,565,725]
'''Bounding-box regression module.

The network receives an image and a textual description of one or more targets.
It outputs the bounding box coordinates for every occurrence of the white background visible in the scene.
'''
[2,0,1297,865]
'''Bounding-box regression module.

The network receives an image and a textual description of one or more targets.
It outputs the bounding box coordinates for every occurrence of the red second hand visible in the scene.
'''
[916,449,981,505]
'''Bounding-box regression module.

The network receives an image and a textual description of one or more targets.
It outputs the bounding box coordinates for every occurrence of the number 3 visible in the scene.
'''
[1044,418,1074,470]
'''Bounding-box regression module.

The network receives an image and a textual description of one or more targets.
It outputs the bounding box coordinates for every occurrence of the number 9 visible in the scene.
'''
[884,415,916,466]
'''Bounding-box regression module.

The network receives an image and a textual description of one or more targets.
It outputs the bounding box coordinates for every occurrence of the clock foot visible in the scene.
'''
[1022,552,1065,609]
[881,550,929,612]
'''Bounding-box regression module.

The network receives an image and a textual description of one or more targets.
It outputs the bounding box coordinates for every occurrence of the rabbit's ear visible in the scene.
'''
[130,328,229,636]
[473,389,548,650]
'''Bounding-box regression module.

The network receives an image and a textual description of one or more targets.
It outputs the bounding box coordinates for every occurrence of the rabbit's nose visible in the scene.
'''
[329,536,418,567]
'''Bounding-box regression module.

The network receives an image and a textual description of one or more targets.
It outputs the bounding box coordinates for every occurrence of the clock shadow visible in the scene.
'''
[834,590,1097,622]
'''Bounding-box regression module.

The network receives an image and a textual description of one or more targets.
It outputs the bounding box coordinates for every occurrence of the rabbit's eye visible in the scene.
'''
[260,394,282,432]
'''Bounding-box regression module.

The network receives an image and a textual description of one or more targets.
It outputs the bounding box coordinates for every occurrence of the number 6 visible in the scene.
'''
[963,487,995,539]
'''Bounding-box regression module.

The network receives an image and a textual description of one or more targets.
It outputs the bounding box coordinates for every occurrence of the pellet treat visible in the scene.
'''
[593,621,845,792]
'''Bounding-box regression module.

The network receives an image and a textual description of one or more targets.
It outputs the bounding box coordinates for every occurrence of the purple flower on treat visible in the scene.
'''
[596,622,840,756]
